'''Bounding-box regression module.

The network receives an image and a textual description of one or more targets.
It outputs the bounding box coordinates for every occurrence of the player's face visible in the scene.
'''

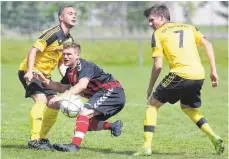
[60,7,77,28]
[63,48,80,67]
[148,14,164,30]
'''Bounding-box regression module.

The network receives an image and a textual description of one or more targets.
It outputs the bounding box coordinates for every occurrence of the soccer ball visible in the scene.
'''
[60,95,84,118]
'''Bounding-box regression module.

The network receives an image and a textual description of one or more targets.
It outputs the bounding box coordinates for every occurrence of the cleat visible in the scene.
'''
[133,147,152,156]
[110,120,123,137]
[53,143,80,152]
[28,138,53,150]
[211,136,224,155]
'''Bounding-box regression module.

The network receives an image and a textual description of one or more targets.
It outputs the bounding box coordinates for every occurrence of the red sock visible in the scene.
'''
[72,115,89,147]
[88,119,111,131]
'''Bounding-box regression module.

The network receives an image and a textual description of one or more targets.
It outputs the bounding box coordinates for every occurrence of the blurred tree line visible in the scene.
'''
[1,1,228,37]
[1,1,155,36]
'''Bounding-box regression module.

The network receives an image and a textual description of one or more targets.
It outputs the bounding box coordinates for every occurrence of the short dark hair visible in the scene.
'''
[58,5,73,17]
[143,4,170,21]
[63,42,81,50]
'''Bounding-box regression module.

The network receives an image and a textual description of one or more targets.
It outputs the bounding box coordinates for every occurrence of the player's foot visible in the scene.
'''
[53,143,80,152]
[133,147,152,156]
[211,135,224,154]
[28,138,53,150]
[110,120,123,137]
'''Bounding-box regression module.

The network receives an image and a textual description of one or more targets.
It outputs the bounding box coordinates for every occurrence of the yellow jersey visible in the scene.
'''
[19,25,74,78]
[152,23,205,80]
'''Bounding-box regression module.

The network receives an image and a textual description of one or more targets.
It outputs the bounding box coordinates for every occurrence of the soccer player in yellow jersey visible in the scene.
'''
[133,4,224,156]
[18,5,76,150]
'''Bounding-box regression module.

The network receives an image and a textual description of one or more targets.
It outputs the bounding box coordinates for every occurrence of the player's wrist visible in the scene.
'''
[43,79,50,86]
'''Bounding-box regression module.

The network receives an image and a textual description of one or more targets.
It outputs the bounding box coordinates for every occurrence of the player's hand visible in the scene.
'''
[48,96,61,107]
[33,72,49,84]
[147,87,153,99]
[24,71,33,84]
[210,71,219,88]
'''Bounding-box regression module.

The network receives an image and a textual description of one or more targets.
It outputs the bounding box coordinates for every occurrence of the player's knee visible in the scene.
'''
[147,96,162,108]
[180,103,190,110]
[49,101,60,109]
[31,94,48,104]
[79,108,95,118]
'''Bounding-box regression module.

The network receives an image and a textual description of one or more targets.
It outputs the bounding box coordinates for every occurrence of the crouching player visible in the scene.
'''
[34,42,126,152]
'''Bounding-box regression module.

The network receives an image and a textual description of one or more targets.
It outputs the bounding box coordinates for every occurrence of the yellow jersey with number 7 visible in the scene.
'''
[152,23,205,80]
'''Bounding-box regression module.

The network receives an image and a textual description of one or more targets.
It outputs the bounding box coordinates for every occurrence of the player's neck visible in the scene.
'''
[69,63,77,70]
[60,23,71,35]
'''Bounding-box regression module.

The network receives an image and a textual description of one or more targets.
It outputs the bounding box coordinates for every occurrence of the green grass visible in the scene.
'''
[2,39,228,66]
[1,39,228,158]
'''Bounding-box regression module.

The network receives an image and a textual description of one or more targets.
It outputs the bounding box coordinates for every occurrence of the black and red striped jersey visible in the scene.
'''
[60,58,122,98]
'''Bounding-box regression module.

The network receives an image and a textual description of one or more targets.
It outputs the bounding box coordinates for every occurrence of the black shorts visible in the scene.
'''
[153,72,204,108]
[18,70,57,98]
[84,88,126,121]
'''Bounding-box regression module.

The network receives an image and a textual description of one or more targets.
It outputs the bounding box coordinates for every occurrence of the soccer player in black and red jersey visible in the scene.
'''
[34,42,126,152]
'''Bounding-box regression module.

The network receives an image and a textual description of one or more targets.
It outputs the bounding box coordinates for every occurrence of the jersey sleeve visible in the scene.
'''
[151,32,163,57]
[191,25,205,45]
[78,66,95,81]
[33,28,59,52]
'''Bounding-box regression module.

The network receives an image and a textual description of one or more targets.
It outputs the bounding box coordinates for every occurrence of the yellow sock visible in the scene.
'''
[30,102,46,140]
[181,107,216,138]
[143,106,158,148]
[40,107,59,139]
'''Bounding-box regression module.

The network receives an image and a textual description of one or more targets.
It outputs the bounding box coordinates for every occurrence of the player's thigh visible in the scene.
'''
[152,73,185,105]
[180,79,204,108]
[85,88,125,121]
[31,93,48,104]
[80,107,101,118]
[147,95,163,108]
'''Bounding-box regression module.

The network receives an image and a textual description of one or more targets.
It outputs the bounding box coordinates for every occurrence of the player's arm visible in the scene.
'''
[192,25,219,87]
[34,72,70,93]
[24,47,41,82]
[60,78,89,98]
[25,28,59,82]
[147,32,163,99]
[200,37,218,87]
[147,57,163,98]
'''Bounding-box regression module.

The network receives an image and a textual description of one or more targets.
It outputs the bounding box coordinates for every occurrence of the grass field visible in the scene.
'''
[1,39,228,159]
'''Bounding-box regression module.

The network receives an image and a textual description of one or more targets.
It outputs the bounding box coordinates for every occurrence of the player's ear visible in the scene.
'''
[59,15,64,21]
[159,14,164,21]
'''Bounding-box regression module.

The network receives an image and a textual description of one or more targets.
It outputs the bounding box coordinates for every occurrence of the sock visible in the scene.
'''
[143,106,158,148]
[72,115,89,147]
[40,107,59,139]
[30,102,46,140]
[88,119,111,131]
[181,107,216,138]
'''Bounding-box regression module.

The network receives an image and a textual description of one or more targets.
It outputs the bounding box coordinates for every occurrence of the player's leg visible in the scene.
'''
[53,88,126,152]
[39,95,60,140]
[87,88,125,137]
[180,79,224,154]
[18,71,53,150]
[28,93,54,150]
[53,108,100,152]
[133,73,181,156]
[133,97,163,156]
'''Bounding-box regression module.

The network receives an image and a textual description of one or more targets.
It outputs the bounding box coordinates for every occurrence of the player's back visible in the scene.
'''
[154,22,205,80]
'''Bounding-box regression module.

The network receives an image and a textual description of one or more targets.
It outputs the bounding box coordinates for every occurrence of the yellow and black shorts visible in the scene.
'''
[18,70,57,98]
[153,72,204,108]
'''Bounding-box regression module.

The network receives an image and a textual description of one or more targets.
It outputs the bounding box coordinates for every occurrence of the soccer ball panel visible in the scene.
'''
[60,95,84,118]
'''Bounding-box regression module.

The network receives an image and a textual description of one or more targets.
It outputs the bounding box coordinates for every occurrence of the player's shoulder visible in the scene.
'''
[40,25,61,36]
[80,58,96,67]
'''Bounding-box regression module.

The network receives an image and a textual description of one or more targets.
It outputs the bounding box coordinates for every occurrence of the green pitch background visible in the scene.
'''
[1,39,228,159]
